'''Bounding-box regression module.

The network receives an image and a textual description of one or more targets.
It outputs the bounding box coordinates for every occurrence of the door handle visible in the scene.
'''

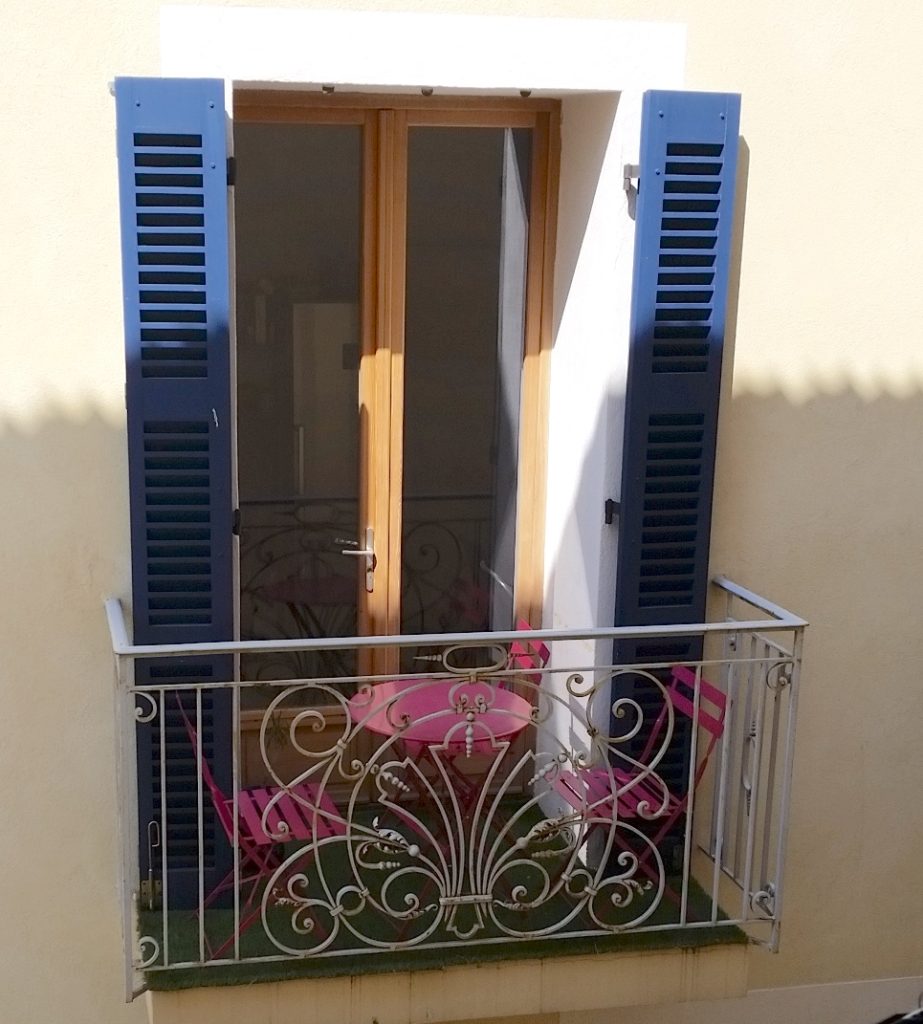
[339,526,376,592]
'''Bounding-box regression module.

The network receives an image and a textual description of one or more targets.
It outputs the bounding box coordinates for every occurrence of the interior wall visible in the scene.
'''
[235,122,362,502]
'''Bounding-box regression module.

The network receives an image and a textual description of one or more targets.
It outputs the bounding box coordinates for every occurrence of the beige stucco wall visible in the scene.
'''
[1,1,922,1022]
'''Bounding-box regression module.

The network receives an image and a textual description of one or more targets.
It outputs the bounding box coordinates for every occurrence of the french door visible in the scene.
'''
[233,96,557,668]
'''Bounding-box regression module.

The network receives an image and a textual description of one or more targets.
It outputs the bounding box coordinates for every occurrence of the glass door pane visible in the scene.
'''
[235,122,362,681]
[401,126,532,641]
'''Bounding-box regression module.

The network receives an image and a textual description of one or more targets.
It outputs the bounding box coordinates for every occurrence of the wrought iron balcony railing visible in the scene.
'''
[106,577,805,1001]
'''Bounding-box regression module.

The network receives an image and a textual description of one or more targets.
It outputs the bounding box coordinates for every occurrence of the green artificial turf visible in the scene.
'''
[144,915,745,992]
[140,798,745,992]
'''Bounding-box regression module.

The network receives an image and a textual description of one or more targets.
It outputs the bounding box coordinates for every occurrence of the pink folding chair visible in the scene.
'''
[553,664,727,882]
[507,618,550,686]
[177,700,346,959]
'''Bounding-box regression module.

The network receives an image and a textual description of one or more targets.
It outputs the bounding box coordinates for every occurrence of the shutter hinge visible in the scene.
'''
[232,508,241,536]
[140,878,162,911]
[226,156,236,187]
[623,163,640,196]
[604,499,620,525]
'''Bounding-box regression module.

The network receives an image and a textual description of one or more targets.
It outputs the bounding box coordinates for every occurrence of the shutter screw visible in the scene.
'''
[658,110,664,118]
[135,101,141,107]
[421,87,434,96]
[210,162,216,169]
[209,101,215,109]
[720,112,725,120]
[655,168,661,175]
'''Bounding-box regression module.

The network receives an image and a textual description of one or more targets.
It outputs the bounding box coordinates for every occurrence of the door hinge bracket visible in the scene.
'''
[226,156,236,187]
[604,498,620,525]
[232,508,241,536]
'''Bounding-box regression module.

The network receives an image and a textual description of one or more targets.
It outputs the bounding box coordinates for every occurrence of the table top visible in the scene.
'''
[347,677,532,755]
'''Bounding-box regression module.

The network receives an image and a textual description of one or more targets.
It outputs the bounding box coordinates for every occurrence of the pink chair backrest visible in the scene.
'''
[508,618,550,686]
[175,698,237,843]
[669,665,727,739]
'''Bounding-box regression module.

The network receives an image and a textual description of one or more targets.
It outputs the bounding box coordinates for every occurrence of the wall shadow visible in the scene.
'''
[0,408,144,1021]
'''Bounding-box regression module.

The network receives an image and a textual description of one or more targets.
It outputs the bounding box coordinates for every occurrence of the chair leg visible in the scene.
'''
[199,845,283,960]
[202,840,349,960]
[206,901,268,961]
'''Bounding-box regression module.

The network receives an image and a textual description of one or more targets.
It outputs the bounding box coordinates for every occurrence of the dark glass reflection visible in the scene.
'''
[234,123,362,682]
[402,127,532,642]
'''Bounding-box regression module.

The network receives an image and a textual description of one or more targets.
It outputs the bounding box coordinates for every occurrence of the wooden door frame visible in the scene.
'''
[233,92,560,646]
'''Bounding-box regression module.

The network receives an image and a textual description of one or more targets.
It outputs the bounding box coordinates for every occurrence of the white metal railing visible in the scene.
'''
[107,577,805,1001]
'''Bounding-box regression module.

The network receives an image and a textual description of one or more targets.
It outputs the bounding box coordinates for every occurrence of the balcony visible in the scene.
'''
[106,577,804,1005]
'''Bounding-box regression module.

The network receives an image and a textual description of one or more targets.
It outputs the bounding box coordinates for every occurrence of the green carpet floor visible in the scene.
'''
[140,800,745,991]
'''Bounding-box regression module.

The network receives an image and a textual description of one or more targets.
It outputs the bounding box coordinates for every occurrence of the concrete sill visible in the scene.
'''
[147,931,749,1024]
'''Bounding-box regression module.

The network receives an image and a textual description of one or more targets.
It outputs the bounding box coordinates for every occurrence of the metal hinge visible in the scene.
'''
[604,498,620,525]
[232,508,241,536]
[623,163,640,196]
[139,878,162,911]
[226,156,236,187]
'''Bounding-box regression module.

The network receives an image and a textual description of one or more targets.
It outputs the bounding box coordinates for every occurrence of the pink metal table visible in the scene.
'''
[348,677,533,815]
[348,677,532,757]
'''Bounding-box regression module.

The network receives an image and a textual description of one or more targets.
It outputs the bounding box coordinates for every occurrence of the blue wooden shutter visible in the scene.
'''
[614,91,741,810]
[115,78,233,908]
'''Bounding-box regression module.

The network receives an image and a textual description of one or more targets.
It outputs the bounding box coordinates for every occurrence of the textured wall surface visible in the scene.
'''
[1,1,921,1022]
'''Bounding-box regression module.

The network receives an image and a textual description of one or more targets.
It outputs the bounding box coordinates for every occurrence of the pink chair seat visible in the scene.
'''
[551,664,727,879]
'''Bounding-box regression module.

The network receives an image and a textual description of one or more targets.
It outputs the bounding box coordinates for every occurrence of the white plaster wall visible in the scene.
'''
[159,6,686,92]
[543,91,640,639]
[538,90,640,782]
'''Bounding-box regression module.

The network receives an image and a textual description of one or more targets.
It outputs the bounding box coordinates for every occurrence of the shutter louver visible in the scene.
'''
[143,421,216,627]
[614,91,741,802]
[133,128,209,380]
[116,78,233,909]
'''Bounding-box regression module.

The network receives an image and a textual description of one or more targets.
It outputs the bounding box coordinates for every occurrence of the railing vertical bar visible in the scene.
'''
[114,652,141,1001]
[707,653,722,851]
[740,643,768,922]
[709,653,734,924]
[735,632,756,893]
[737,634,753,917]
[232,682,241,960]
[195,688,205,963]
[158,687,170,967]
[721,632,742,880]
[723,586,731,624]
[767,627,803,951]
[678,663,702,925]
[759,639,782,892]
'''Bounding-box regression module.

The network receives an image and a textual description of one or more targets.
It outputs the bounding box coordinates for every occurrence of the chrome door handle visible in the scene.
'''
[339,527,376,592]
